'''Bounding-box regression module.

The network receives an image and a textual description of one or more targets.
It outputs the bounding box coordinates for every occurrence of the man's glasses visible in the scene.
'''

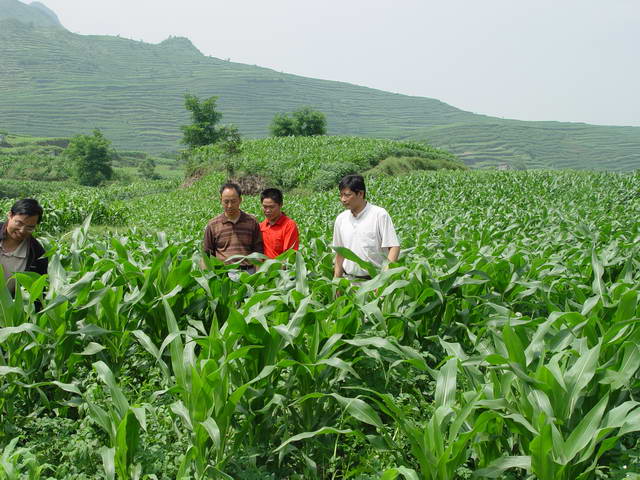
[13,220,37,232]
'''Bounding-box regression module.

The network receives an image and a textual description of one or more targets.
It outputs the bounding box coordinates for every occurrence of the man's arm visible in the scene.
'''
[252,221,264,254]
[203,223,216,256]
[332,216,345,277]
[201,223,216,268]
[283,221,300,251]
[379,210,400,266]
[334,253,345,278]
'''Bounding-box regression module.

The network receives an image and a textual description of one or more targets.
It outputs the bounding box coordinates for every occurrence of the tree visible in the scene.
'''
[65,129,113,186]
[270,106,327,137]
[138,158,159,179]
[217,125,242,154]
[292,106,327,136]
[269,113,297,137]
[181,93,240,149]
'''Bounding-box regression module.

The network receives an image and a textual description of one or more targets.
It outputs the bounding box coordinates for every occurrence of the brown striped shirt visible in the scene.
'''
[203,211,263,264]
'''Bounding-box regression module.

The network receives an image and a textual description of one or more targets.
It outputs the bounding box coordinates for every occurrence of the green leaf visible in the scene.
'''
[562,394,609,463]
[473,456,531,478]
[329,393,384,428]
[163,299,187,389]
[333,246,378,277]
[115,410,141,478]
[0,366,25,377]
[100,446,116,480]
[613,289,637,323]
[435,358,457,409]
[170,401,193,430]
[600,342,640,389]
[79,342,106,356]
[295,250,309,295]
[591,250,605,300]
[503,323,526,366]
[275,427,353,452]
[565,342,601,417]
[51,381,81,395]
[0,323,44,342]
[93,361,129,419]
[381,466,421,480]
[200,417,221,451]
[530,423,558,480]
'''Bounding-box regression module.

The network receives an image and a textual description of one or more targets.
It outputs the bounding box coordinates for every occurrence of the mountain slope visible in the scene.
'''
[0,0,60,26]
[1,2,639,170]
[410,121,640,171]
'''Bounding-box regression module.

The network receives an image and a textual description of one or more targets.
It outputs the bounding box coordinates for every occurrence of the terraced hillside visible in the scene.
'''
[1,0,640,170]
[412,121,640,171]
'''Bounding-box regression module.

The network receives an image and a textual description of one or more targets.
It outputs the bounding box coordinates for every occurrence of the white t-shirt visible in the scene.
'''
[332,202,400,277]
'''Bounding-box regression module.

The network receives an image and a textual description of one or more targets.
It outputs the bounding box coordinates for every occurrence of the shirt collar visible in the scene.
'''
[0,239,28,258]
[352,202,370,219]
[221,211,245,224]
[267,213,288,227]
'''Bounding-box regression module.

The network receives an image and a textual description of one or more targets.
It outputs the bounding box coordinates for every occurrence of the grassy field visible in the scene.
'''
[1,169,640,479]
[1,2,640,170]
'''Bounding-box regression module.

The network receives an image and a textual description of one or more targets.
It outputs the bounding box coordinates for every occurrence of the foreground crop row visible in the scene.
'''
[1,170,639,479]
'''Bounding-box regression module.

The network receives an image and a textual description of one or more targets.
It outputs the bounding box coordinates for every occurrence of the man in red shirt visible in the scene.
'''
[259,188,299,258]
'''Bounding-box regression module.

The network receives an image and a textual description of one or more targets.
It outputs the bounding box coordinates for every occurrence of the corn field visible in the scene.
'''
[1,170,640,479]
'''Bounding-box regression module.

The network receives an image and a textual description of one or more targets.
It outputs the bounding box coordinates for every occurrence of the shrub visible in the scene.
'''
[309,161,360,191]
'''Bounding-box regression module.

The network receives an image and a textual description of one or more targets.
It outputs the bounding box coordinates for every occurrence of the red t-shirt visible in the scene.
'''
[259,214,299,258]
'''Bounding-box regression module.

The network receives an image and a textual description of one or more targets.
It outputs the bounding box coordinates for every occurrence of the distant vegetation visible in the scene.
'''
[0,131,72,182]
[186,136,464,191]
[1,4,639,170]
[270,106,327,137]
[0,132,181,198]
[66,129,114,186]
[180,93,240,151]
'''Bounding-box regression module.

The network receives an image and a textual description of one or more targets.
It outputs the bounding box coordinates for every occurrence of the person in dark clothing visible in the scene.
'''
[0,198,48,294]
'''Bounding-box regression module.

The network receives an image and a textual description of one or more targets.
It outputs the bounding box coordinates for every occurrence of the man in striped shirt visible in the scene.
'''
[203,183,263,271]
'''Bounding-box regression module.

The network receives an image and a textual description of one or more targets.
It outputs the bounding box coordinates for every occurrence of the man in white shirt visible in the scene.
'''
[332,174,400,279]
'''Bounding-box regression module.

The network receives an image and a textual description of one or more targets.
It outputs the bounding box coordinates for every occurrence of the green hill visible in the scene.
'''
[188,136,464,191]
[1,0,639,170]
[0,0,61,26]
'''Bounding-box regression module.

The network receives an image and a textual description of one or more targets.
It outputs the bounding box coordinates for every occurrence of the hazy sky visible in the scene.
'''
[39,0,640,127]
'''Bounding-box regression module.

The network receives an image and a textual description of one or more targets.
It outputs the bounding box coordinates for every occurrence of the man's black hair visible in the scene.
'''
[338,174,366,198]
[220,182,242,197]
[260,188,283,205]
[10,198,44,223]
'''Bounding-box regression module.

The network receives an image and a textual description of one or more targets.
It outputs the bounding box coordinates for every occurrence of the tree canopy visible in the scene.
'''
[270,106,327,137]
[181,94,239,149]
[65,129,113,186]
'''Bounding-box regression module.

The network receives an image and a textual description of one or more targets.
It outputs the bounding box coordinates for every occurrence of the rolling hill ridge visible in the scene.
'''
[1,0,639,170]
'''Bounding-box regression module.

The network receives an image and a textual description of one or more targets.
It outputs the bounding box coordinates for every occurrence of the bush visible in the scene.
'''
[309,161,360,191]
[270,107,326,137]
[185,136,461,191]
[65,129,114,186]
[138,158,160,180]
[181,94,241,150]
